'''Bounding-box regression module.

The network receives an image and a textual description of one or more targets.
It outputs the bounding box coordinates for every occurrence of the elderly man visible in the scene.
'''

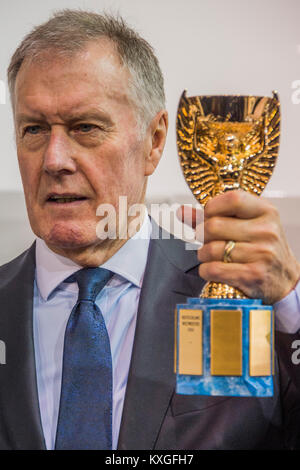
[0,9,299,450]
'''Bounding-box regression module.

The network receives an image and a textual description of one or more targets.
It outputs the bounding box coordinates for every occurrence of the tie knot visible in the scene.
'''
[66,267,113,302]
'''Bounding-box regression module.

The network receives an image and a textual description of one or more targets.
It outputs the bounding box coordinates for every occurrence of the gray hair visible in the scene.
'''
[7,9,166,131]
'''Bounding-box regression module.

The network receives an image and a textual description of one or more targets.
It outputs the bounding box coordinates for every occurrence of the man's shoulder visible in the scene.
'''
[0,243,36,289]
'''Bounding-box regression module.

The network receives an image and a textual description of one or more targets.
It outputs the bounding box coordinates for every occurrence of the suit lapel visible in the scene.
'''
[118,234,205,450]
[0,243,45,449]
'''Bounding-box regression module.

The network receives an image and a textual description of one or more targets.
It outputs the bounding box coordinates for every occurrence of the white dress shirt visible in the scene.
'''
[33,215,300,449]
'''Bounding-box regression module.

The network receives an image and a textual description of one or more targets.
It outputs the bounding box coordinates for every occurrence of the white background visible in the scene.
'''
[0,0,299,263]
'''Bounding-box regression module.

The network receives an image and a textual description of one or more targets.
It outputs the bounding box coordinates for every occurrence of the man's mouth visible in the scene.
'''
[47,194,88,204]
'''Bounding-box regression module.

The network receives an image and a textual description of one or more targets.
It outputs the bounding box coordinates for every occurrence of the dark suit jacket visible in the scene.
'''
[0,231,299,449]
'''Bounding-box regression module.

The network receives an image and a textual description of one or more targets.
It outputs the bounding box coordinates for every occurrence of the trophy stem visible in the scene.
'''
[200,281,247,299]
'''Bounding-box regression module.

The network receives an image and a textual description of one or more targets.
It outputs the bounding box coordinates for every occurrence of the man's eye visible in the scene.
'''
[75,124,98,133]
[23,125,42,135]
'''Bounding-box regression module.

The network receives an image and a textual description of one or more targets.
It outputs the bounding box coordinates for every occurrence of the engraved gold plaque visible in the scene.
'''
[249,309,271,376]
[177,309,203,375]
[211,309,242,376]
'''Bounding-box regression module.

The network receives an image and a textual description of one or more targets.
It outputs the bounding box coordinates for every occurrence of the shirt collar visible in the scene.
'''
[35,211,152,301]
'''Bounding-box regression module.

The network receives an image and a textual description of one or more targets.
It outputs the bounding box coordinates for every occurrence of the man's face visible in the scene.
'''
[14,41,155,254]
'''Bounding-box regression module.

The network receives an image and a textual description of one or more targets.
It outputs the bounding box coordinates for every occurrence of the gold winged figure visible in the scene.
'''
[176,91,280,207]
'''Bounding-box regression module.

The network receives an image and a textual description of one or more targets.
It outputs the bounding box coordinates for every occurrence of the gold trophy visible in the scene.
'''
[174,91,280,396]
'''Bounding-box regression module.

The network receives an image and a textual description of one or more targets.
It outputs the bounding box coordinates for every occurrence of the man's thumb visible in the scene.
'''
[176,205,204,229]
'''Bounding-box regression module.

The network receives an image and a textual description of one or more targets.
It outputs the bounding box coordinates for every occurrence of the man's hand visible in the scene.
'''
[179,190,300,305]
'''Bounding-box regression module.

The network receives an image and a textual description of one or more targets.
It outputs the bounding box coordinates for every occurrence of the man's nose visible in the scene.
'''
[43,127,77,175]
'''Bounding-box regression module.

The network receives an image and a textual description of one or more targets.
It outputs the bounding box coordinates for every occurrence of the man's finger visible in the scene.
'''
[204,216,262,243]
[198,240,255,264]
[205,189,273,219]
[198,261,258,298]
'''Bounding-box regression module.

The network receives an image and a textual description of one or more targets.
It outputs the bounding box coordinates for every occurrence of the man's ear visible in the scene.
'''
[144,110,168,176]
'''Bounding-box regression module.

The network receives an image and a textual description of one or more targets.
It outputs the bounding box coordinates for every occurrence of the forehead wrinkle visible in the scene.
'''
[15,72,132,122]
[14,41,139,129]
[15,83,130,123]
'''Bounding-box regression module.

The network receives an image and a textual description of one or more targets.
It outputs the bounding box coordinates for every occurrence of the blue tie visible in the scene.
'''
[55,267,114,450]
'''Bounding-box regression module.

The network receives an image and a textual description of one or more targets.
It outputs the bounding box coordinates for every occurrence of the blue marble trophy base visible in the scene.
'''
[176,298,274,397]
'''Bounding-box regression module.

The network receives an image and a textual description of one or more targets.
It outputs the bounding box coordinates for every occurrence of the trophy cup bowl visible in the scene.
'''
[174,91,280,396]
